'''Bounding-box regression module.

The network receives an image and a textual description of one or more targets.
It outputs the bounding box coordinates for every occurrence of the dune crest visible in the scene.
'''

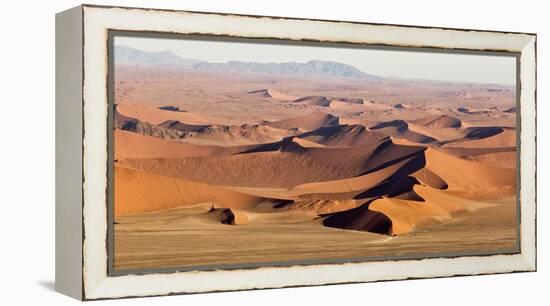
[247,88,298,101]
[266,111,339,131]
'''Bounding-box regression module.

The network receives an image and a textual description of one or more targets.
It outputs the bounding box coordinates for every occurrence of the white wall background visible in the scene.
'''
[0,0,546,305]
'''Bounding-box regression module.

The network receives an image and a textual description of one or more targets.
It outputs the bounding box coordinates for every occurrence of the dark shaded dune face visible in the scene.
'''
[298,124,389,147]
[323,203,393,235]
[205,208,249,225]
[370,119,408,131]
[114,109,185,141]
[412,168,448,190]
[159,120,210,132]
[503,106,517,113]
[411,114,462,128]
[158,106,185,112]
[385,176,424,200]
[333,97,364,104]
[463,126,503,140]
[355,152,427,200]
[362,140,425,174]
[266,111,339,131]
[293,96,332,107]
[370,120,437,144]
[247,89,271,96]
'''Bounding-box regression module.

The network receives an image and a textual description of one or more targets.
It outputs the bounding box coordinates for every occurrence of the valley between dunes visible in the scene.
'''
[113,67,518,271]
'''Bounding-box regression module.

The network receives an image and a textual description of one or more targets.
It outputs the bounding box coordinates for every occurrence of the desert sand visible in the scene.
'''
[112,63,518,271]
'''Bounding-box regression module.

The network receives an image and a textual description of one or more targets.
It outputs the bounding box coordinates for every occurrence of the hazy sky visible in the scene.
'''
[115,35,517,86]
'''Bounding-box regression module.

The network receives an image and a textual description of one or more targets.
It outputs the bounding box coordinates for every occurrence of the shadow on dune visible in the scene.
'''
[322,199,393,235]
[355,152,427,200]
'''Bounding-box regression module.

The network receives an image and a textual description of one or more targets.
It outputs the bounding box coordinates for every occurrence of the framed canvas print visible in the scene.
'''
[55,4,537,300]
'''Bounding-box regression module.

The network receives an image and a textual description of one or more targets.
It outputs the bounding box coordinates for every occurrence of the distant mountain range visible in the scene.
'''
[115,45,381,80]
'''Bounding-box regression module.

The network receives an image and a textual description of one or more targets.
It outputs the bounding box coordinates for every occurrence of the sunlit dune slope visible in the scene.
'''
[114,165,264,216]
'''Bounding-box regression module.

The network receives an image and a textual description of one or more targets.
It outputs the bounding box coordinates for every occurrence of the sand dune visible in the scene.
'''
[247,88,298,101]
[266,111,339,131]
[114,165,264,216]
[456,106,497,115]
[113,65,518,270]
[178,123,298,146]
[291,151,425,197]
[503,106,517,113]
[436,146,514,158]
[323,204,393,234]
[411,168,448,189]
[424,148,516,191]
[292,96,332,107]
[117,102,221,125]
[114,130,260,159]
[332,97,364,104]
[324,183,498,236]
[370,120,437,144]
[291,137,327,148]
[393,103,411,110]
[158,120,210,132]
[464,151,517,169]
[329,100,393,112]
[120,139,423,189]
[411,114,462,128]
[368,185,495,235]
[298,124,389,147]
[443,128,516,148]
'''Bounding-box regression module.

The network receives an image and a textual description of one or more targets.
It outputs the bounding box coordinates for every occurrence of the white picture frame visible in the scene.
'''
[55,4,536,300]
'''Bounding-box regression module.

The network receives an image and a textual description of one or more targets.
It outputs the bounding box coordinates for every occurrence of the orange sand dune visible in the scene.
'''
[455,106,499,115]
[292,96,332,107]
[410,114,462,128]
[411,168,448,189]
[298,124,389,147]
[291,137,327,148]
[120,139,424,189]
[177,124,298,146]
[368,185,496,235]
[158,120,209,132]
[464,151,517,169]
[291,152,424,196]
[266,111,339,131]
[436,146,514,158]
[114,165,264,216]
[338,116,378,127]
[443,128,516,148]
[117,102,223,125]
[369,120,437,144]
[329,100,393,112]
[226,151,425,201]
[323,204,392,234]
[393,103,411,110]
[332,97,364,104]
[114,130,260,159]
[425,148,515,191]
[247,88,298,101]
[403,124,503,144]
[275,199,364,215]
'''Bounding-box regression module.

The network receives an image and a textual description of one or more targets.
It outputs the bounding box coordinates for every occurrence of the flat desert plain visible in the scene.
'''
[113,63,518,271]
